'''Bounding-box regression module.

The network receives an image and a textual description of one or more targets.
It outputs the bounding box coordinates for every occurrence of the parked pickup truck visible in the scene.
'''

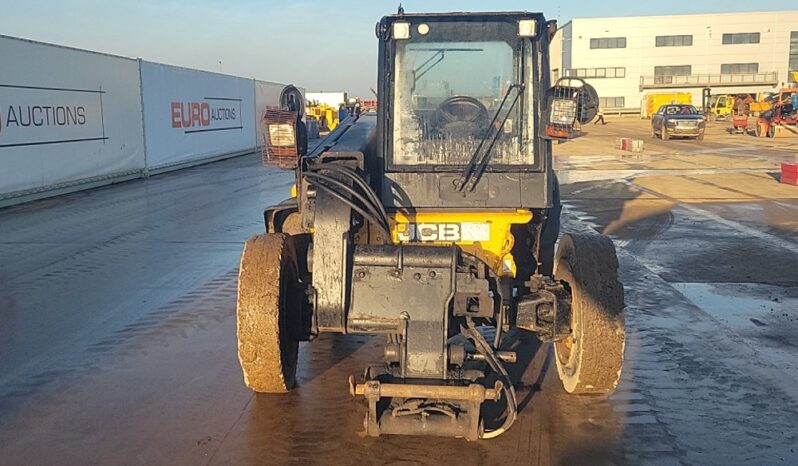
[651,104,705,140]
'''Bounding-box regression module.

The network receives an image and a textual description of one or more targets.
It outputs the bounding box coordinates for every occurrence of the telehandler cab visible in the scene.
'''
[238,10,624,440]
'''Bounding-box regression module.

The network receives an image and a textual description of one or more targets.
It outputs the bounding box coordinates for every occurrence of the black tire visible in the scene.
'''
[237,233,301,392]
[767,124,776,138]
[756,122,765,137]
[554,233,625,394]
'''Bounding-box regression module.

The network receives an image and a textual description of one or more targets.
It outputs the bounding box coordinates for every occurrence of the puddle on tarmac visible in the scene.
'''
[673,282,798,374]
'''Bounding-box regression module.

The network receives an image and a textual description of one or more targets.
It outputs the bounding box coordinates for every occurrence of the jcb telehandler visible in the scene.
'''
[238,10,625,440]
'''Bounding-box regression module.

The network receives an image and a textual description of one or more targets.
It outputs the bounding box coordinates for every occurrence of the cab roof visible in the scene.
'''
[381,11,546,23]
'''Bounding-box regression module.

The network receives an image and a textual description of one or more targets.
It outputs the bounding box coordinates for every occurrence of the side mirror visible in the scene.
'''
[541,78,599,140]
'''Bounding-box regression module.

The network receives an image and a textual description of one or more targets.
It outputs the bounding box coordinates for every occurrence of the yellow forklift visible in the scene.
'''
[247,9,624,440]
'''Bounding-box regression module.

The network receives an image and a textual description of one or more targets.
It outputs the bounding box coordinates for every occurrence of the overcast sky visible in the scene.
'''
[1,0,795,96]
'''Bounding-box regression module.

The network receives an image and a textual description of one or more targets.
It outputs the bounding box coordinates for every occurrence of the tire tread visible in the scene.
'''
[237,233,298,393]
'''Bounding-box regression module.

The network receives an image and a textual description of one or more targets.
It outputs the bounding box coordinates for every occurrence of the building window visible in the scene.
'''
[790,31,798,81]
[599,97,625,108]
[654,65,692,76]
[721,63,759,74]
[655,35,693,47]
[722,32,760,44]
[653,65,691,84]
[564,67,626,78]
[590,37,626,49]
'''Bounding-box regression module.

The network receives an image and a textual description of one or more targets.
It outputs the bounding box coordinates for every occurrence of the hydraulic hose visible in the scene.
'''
[464,318,518,439]
[303,174,392,243]
[303,171,390,234]
[310,164,389,229]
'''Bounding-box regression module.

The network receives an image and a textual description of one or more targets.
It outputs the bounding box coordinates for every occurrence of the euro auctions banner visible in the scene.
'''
[140,62,256,168]
[170,99,242,134]
[0,85,105,148]
[0,35,145,196]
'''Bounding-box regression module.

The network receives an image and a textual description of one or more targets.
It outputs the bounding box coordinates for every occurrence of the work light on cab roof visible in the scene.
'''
[392,18,538,40]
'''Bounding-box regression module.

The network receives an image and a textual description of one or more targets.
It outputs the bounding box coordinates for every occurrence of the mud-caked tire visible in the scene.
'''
[237,233,302,393]
[554,233,625,394]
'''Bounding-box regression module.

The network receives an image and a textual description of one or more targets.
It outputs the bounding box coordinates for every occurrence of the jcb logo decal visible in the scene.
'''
[397,223,461,242]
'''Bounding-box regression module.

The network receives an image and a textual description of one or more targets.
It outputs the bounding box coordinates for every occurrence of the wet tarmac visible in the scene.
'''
[1,120,797,465]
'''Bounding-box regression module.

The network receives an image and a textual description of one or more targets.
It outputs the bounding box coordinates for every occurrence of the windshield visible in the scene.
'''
[392,21,534,167]
[663,105,698,115]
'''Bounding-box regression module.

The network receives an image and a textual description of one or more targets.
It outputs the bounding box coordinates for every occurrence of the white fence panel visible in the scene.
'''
[0,35,145,197]
[140,62,256,168]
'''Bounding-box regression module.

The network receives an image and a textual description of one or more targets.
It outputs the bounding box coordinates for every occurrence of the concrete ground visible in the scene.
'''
[0,118,797,465]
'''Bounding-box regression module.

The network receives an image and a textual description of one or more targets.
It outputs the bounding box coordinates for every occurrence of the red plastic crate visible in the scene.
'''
[782,163,798,185]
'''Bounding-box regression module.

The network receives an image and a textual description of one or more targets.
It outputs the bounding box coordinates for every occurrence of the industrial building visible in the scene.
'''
[550,10,798,113]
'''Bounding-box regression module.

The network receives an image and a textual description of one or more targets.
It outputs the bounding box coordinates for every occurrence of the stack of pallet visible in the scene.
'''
[617,137,644,153]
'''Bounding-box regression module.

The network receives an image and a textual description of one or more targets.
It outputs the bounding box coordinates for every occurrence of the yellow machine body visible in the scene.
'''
[293,185,533,277]
[709,95,734,118]
[306,104,339,131]
[382,210,534,277]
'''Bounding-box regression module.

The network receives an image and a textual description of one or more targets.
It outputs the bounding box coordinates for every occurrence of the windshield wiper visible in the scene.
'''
[413,50,445,89]
[457,83,525,192]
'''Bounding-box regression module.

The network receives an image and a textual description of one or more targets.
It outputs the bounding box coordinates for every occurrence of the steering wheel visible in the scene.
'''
[433,96,489,137]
